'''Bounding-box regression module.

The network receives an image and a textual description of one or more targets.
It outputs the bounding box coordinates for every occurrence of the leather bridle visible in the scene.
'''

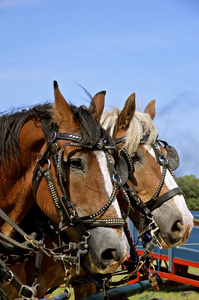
[32,130,131,232]
[115,135,183,213]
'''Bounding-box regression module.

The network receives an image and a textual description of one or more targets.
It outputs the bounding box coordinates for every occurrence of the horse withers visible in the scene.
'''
[101,93,193,249]
[0,82,129,299]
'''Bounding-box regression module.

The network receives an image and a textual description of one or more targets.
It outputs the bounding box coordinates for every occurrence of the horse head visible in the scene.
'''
[101,93,193,248]
[32,82,130,274]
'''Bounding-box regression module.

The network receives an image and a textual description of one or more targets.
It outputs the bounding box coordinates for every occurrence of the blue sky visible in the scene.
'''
[0,0,199,177]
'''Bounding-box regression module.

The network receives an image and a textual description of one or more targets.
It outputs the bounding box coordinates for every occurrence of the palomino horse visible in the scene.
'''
[101,93,193,249]
[0,82,130,299]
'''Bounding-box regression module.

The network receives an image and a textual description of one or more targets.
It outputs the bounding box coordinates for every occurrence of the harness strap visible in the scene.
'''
[140,187,183,211]
[42,169,70,220]
[0,233,33,252]
[33,250,44,288]
[0,209,28,240]
[0,260,37,299]
[82,218,125,227]
[0,209,42,251]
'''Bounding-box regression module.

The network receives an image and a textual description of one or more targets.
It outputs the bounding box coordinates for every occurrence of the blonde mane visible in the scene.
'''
[101,107,158,155]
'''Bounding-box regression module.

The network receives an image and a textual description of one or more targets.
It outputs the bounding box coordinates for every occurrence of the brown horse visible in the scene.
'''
[0,82,130,299]
[101,93,193,249]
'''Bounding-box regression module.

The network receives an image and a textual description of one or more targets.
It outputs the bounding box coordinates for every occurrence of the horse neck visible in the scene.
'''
[0,119,46,235]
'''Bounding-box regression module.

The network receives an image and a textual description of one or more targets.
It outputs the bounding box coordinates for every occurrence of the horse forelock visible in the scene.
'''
[100,108,120,137]
[101,108,158,155]
[70,105,114,147]
[126,111,157,155]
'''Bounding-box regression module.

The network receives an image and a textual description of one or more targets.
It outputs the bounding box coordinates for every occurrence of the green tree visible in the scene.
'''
[174,175,199,211]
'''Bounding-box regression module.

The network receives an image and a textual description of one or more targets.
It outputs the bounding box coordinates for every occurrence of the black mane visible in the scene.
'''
[0,103,53,167]
[0,102,113,167]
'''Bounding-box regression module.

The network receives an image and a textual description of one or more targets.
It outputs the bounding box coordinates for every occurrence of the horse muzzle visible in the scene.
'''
[83,227,130,274]
[153,201,194,248]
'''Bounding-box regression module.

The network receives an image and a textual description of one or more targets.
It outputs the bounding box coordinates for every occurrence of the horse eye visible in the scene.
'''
[69,159,82,170]
[131,152,140,163]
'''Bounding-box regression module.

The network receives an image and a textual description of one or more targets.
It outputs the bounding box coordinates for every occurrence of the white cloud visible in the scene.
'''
[154,91,199,177]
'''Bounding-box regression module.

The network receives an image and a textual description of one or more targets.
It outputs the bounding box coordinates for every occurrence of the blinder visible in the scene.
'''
[114,134,181,215]
[165,143,180,171]
[155,140,180,171]
[114,147,134,185]
[115,155,129,185]
[120,148,135,174]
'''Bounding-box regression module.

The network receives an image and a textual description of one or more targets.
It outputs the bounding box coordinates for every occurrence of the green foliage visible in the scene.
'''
[174,174,199,211]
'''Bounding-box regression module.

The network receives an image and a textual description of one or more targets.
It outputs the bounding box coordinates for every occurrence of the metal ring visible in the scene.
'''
[112,173,122,185]
[48,131,57,143]
[40,159,51,172]
[159,156,168,165]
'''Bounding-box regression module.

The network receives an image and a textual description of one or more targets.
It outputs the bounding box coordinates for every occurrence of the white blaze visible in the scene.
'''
[94,151,122,217]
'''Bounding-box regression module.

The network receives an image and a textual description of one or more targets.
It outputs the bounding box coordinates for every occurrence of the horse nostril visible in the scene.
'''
[101,249,120,261]
[172,220,184,233]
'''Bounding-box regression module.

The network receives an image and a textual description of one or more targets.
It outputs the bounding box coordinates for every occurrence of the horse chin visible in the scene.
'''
[82,227,130,275]
[161,238,185,249]
[90,260,119,275]
[152,200,194,249]
[84,250,128,275]
[160,224,193,248]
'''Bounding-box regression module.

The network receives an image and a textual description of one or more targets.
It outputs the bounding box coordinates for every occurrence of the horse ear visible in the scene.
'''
[118,93,136,128]
[89,91,106,121]
[144,99,155,120]
[53,81,76,125]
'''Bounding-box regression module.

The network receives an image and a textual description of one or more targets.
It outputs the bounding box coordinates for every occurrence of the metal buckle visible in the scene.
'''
[150,223,162,249]
[6,270,14,285]
[18,284,36,298]
[76,232,90,275]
